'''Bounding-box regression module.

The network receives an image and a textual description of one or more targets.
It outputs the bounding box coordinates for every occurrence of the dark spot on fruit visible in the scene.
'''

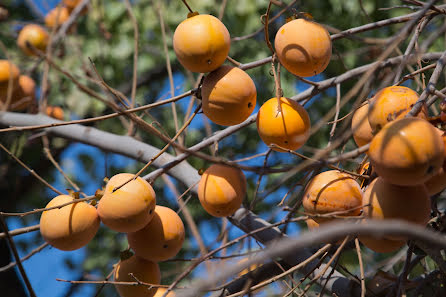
[207,59,212,65]
[163,244,168,248]
[248,102,252,108]
[149,209,153,214]
[427,165,435,175]
[284,140,288,144]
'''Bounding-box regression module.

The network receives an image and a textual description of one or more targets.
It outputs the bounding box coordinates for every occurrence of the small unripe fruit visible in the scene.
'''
[198,164,246,217]
[128,206,185,262]
[114,255,160,297]
[351,103,373,147]
[98,173,156,233]
[173,14,230,73]
[302,170,363,223]
[17,24,49,56]
[201,66,256,126]
[40,195,100,251]
[257,97,311,151]
[369,117,444,186]
[275,18,332,77]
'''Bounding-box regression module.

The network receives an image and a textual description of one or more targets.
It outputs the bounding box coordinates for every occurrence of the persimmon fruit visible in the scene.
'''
[201,66,256,126]
[198,164,246,217]
[11,75,36,111]
[98,173,156,233]
[274,18,331,77]
[114,255,160,297]
[351,102,373,148]
[257,97,311,151]
[368,86,427,133]
[45,6,70,29]
[368,117,444,186]
[173,14,230,73]
[0,59,20,97]
[302,170,363,223]
[128,206,185,262]
[39,195,100,251]
[359,236,406,253]
[153,288,176,297]
[46,106,65,120]
[425,166,446,196]
[17,24,49,56]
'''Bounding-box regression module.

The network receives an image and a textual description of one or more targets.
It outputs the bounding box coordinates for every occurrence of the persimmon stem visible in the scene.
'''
[181,0,193,13]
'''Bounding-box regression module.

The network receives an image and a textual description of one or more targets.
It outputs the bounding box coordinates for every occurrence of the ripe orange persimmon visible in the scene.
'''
[359,236,406,253]
[153,288,176,297]
[425,166,446,195]
[351,103,373,147]
[114,255,160,297]
[46,106,65,120]
[40,195,100,251]
[198,164,246,217]
[201,66,256,126]
[302,170,363,223]
[0,60,20,97]
[368,86,427,133]
[98,173,156,233]
[274,18,331,77]
[257,97,310,151]
[306,218,320,230]
[17,24,49,56]
[173,14,230,73]
[45,6,70,29]
[369,117,444,186]
[10,75,36,111]
[128,206,185,262]
[362,177,430,240]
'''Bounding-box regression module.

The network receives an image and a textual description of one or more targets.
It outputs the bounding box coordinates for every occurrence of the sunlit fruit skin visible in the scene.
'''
[0,60,20,97]
[201,66,256,126]
[173,14,230,73]
[369,117,444,186]
[302,170,363,223]
[98,173,156,233]
[368,86,428,133]
[198,164,246,217]
[153,288,176,297]
[45,7,70,28]
[128,206,185,262]
[274,18,332,77]
[256,97,310,151]
[17,24,49,56]
[359,235,406,253]
[46,106,65,120]
[10,75,36,111]
[351,103,373,148]
[39,195,100,251]
[114,255,160,297]
[362,177,430,240]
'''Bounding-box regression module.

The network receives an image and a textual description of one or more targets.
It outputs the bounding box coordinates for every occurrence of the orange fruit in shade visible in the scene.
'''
[359,236,406,253]
[201,66,256,126]
[114,255,160,297]
[63,0,81,9]
[173,14,230,73]
[368,117,444,186]
[302,170,363,224]
[98,173,156,233]
[256,97,311,151]
[0,60,20,97]
[305,218,320,230]
[45,6,70,29]
[198,164,246,217]
[425,166,446,196]
[153,288,176,297]
[128,206,185,262]
[362,177,430,240]
[17,24,49,56]
[46,106,65,120]
[351,103,373,147]
[274,18,332,77]
[10,75,36,111]
[368,86,427,133]
[39,195,100,251]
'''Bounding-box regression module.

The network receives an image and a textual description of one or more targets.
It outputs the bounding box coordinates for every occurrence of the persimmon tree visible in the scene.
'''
[1,0,446,297]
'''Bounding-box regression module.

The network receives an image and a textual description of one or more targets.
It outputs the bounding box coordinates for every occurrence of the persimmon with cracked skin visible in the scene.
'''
[98,173,156,233]
[17,24,49,56]
[351,102,373,148]
[201,66,256,126]
[173,14,230,73]
[128,206,185,262]
[368,117,444,186]
[368,86,427,133]
[361,177,430,240]
[198,164,246,217]
[257,97,311,152]
[114,255,160,297]
[302,170,363,224]
[40,195,100,251]
[274,18,331,77]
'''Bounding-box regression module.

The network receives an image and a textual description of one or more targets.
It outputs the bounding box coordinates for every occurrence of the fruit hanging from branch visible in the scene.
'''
[17,24,49,56]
